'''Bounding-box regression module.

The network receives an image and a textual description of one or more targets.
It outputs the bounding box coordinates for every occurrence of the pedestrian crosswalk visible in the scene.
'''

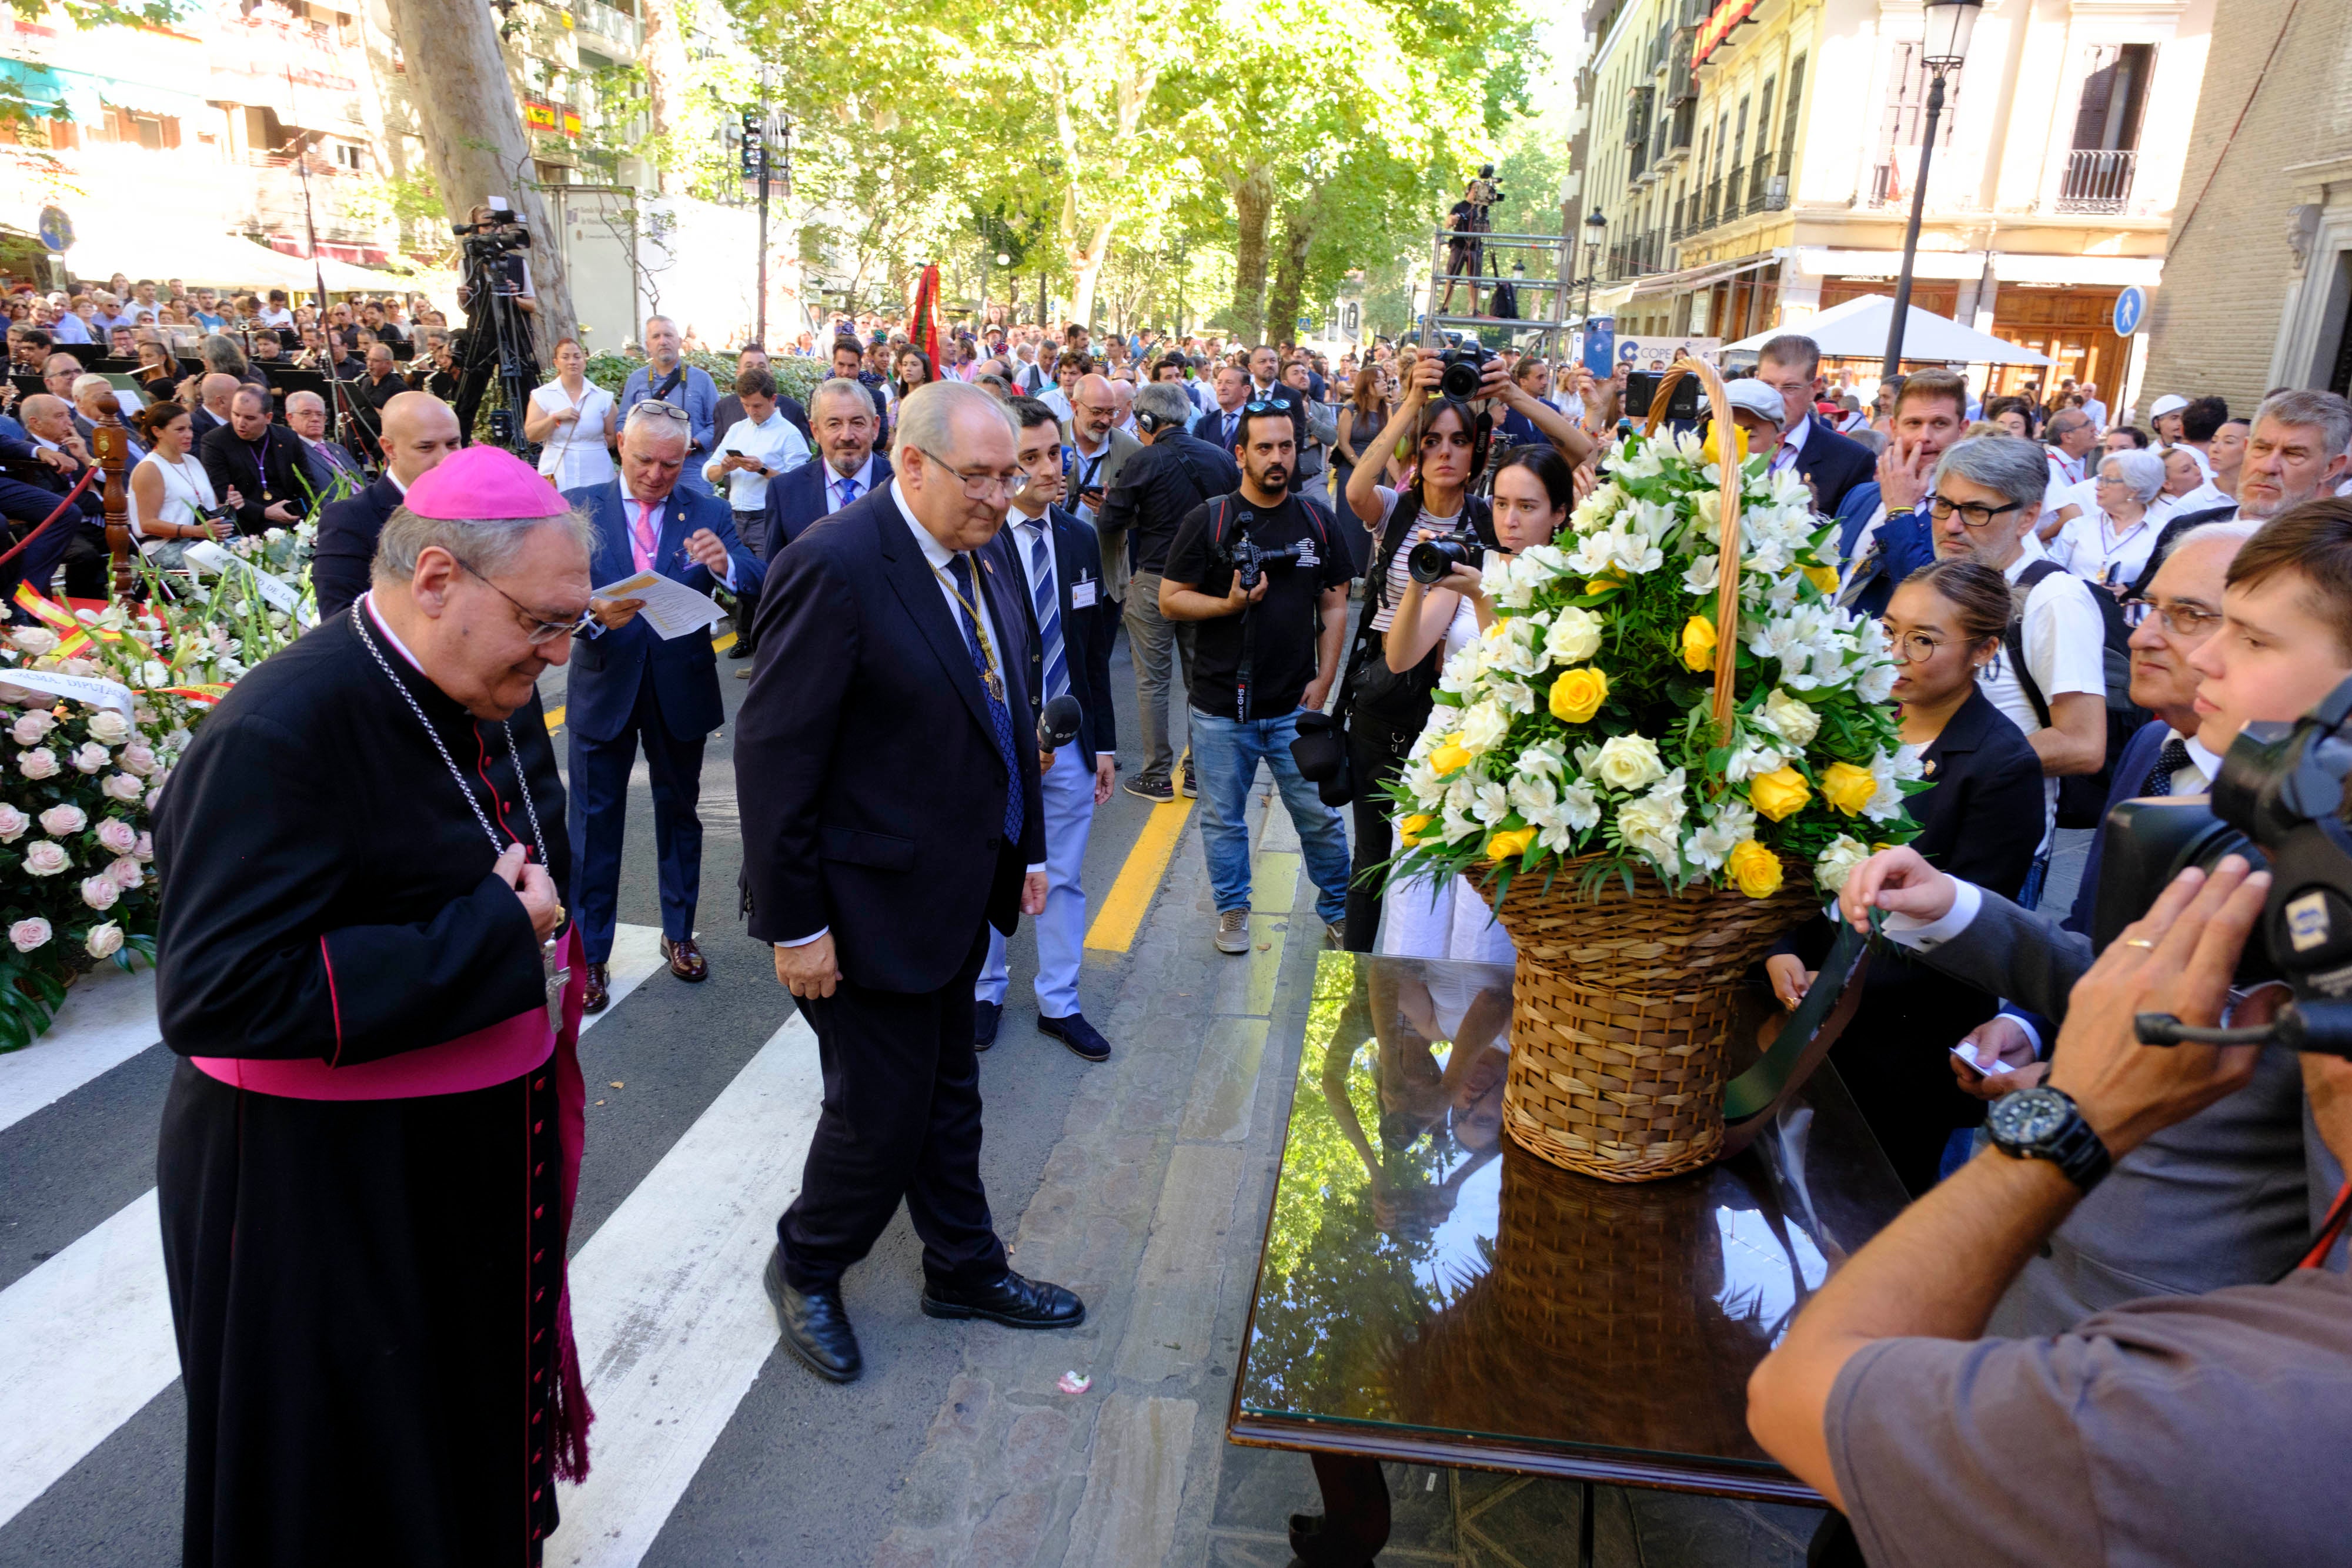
[0,921,832,1562]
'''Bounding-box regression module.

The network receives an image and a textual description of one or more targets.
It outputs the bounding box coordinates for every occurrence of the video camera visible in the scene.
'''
[1624,368,1702,423]
[2100,672,2352,1056]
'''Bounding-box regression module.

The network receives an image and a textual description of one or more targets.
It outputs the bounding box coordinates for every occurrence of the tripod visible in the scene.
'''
[452,241,540,455]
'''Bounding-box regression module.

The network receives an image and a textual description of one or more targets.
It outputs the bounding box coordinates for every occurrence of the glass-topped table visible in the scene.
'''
[1229,951,1909,1562]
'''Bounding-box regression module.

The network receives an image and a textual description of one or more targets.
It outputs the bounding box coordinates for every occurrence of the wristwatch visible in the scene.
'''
[1985,1085,2112,1192]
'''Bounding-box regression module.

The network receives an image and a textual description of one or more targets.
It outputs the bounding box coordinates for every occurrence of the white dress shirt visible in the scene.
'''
[1007,505,1111,766]
[821,453,877,514]
[706,410,809,511]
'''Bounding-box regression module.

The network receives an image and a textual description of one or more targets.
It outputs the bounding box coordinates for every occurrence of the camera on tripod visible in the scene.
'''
[2099,672,2352,1057]
[1438,342,1494,400]
[455,223,529,254]
[1408,522,1485,584]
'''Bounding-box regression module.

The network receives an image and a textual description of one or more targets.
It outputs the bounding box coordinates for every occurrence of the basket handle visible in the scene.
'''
[1639,356,1744,743]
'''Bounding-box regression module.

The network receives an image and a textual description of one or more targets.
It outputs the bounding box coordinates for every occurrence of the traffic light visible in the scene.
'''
[739,109,764,180]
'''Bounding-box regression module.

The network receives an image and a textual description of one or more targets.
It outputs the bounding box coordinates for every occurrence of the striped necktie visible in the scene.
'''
[1022,517,1068,704]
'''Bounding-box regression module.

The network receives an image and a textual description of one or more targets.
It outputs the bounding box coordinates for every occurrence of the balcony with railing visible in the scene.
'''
[2055,148,2136,215]
[573,0,643,55]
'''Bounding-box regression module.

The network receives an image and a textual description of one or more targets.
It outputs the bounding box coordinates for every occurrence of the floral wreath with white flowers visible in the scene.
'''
[1381,425,1928,902]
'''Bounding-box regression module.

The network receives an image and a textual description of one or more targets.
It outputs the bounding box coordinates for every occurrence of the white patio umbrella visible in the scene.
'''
[1726,293,2053,366]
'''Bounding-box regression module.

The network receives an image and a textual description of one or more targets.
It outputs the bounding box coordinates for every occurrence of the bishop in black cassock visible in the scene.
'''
[153,446,595,1567]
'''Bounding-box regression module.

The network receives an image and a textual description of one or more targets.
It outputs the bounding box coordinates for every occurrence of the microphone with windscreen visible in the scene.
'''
[1037,693,1083,753]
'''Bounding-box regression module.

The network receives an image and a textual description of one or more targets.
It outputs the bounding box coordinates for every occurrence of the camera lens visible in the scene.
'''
[1408,538,1470,584]
[1439,360,1482,400]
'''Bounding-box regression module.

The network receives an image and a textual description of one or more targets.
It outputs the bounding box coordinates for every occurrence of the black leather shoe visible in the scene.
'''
[920,1270,1085,1330]
[727,637,756,660]
[582,962,610,1015]
[1038,1011,1111,1062]
[763,1246,861,1383]
[974,999,1001,1051]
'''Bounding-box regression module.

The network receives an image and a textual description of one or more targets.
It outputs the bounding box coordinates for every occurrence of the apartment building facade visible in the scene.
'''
[1577,0,2215,409]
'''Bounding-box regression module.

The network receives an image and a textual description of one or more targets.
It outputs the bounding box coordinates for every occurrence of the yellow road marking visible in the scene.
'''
[1085,798,1194,952]
[543,630,733,737]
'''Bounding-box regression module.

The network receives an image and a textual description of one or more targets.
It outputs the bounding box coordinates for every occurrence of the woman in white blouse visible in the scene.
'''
[128,402,238,570]
[524,337,618,491]
[2051,447,2166,588]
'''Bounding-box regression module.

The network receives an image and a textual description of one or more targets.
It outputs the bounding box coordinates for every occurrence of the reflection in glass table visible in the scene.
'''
[1228,951,1909,1564]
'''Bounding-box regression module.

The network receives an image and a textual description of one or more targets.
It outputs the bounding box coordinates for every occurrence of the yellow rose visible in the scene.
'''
[1429,733,1471,774]
[1749,765,1812,822]
[1547,666,1609,724]
[1679,614,1717,673]
[1398,813,1435,846]
[1725,839,1784,899]
[1486,826,1538,863]
[1702,420,1749,467]
[1802,563,1841,596]
[1819,761,1876,817]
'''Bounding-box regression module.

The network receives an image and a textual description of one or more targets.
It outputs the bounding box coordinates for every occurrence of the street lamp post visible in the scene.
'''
[1882,0,1982,378]
[1581,210,1607,323]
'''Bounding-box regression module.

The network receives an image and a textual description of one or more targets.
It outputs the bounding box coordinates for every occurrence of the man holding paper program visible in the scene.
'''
[564,402,766,1009]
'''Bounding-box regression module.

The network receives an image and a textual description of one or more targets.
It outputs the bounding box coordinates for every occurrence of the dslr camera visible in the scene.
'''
[1226,529,1314,593]
[1438,342,1494,400]
[2098,671,2352,1056]
[1408,520,1485,584]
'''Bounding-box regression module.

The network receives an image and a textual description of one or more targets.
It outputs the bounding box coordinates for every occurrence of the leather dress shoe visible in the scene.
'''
[1038,1011,1111,1062]
[974,999,1002,1051]
[662,935,709,982]
[727,637,756,660]
[920,1270,1085,1330]
[582,962,610,1015]
[763,1246,862,1382]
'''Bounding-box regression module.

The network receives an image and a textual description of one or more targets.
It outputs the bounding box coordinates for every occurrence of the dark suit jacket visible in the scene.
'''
[760,452,893,560]
[2126,502,2239,597]
[1909,683,2045,897]
[198,422,308,536]
[1833,482,1936,618]
[189,406,225,446]
[2063,716,2173,939]
[310,473,403,622]
[1786,415,1876,517]
[562,481,766,743]
[1190,405,1244,454]
[300,436,368,496]
[735,484,1045,992]
[987,503,1117,760]
[716,390,811,446]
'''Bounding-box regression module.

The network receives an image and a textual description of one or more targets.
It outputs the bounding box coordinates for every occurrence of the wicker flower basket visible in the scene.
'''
[1481,355,1815,1182]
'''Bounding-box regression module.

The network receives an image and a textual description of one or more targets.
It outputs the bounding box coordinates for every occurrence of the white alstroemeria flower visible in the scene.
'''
[1509,773,1559,817]
[1446,775,1478,814]
[1556,779,1601,832]
[1569,481,1626,531]
[1682,553,1720,596]
[1437,643,1484,696]
[1856,658,1897,704]
[1472,778,1512,824]
[1724,737,1788,783]
[1616,784,1688,866]
[1757,688,1822,748]
[1441,805,1482,844]
[1862,747,1913,823]
[1401,758,1445,805]
[1459,699,1510,756]
[1815,835,1873,895]
[1521,543,1572,578]
[1519,740,1568,780]
[1489,676,1536,716]
[1614,440,1666,480]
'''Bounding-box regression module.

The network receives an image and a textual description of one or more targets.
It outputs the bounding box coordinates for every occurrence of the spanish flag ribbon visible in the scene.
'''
[11,584,96,656]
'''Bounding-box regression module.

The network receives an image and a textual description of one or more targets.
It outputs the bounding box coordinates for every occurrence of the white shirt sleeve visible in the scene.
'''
[2024,573,2109,703]
[1879,878,1984,951]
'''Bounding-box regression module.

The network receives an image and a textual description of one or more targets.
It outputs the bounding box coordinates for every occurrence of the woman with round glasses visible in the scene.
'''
[1766,559,2043,1193]
[2048,447,2166,588]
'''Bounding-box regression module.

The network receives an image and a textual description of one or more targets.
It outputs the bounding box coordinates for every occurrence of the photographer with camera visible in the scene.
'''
[1832,502,2352,1338]
[1160,402,1356,955]
[1748,852,2352,1568]
[450,202,540,448]
[1334,351,1594,949]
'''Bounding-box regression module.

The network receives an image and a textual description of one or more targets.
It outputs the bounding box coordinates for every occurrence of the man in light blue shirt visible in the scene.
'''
[619,314,719,497]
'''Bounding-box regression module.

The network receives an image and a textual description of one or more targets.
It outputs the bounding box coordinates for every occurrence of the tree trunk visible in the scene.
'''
[1265,199,1316,347]
[1068,215,1116,332]
[638,0,689,195]
[1228,162,1274,343]
[382,0,574,352]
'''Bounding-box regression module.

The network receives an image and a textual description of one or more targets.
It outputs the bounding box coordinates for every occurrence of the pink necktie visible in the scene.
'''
[630,499,657,571]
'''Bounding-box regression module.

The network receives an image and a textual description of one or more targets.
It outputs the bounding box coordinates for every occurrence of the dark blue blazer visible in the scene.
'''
[562,481,766,744]
[985,503,1117,760]
[310,474,402,623]
[1788,415,1877,517]
[1191,406,1242,454]
[1833,482,1936,618]
[734,484,1046,992]
[760,452,893,560]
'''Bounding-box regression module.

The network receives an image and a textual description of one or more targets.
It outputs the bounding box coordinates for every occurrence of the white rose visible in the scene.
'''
[103,773,143,803]
[37,804,85,836]
[1458,699,1510,757]
[0,803,26,843]
[1542,606,1602,664]
[1758,688,1822,748]
[1814,836,1873,895]
[71,742,108,774]
[119,743,156,777]
[95,818,137,855]
[79,874,120,911]
[106,855,143,890]
[9,916,49,951]
[83,920,122,958]
[22,839,68,875]
[11,628,57,655]
[18,747,58,780]
[1616,790,1687,865]
[9,711,53,746]
[1593,735,1666,791]
[85,710,131,745]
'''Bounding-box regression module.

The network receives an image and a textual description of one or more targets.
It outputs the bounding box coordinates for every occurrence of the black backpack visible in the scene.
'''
[2004,559,2147,830]
[1485,252,1519,320]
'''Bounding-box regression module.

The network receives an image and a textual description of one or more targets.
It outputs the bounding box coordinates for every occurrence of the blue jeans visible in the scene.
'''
[1188,707,1352,927]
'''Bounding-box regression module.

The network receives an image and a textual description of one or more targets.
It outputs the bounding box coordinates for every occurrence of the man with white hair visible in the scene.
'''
[563,402,764,1010]
[2125,389,2352,595]
[283,389,366,491]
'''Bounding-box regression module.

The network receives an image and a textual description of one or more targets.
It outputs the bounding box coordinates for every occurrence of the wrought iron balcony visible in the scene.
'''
[2056,148,2136,215]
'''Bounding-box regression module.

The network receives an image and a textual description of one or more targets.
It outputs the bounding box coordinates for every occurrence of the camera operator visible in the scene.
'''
[1748,853,2352,1568]
[1160,402,1355,955]
[452,203,541,445]
[1335,353,1594,949]
[1101,380,1240,802]
[1833,503,2352,1338]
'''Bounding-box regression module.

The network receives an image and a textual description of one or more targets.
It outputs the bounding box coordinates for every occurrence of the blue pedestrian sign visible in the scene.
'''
[36,206,71,254]
[2112,286,2147,337]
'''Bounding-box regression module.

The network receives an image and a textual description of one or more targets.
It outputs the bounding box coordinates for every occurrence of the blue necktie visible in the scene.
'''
[948,553,1026,840]
[1023,519,1068,703]
[836,474,859,510]
[2142,737,2191,798]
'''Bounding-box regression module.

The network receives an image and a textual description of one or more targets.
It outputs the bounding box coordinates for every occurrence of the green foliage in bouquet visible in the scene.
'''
[1383,427,1928,904]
